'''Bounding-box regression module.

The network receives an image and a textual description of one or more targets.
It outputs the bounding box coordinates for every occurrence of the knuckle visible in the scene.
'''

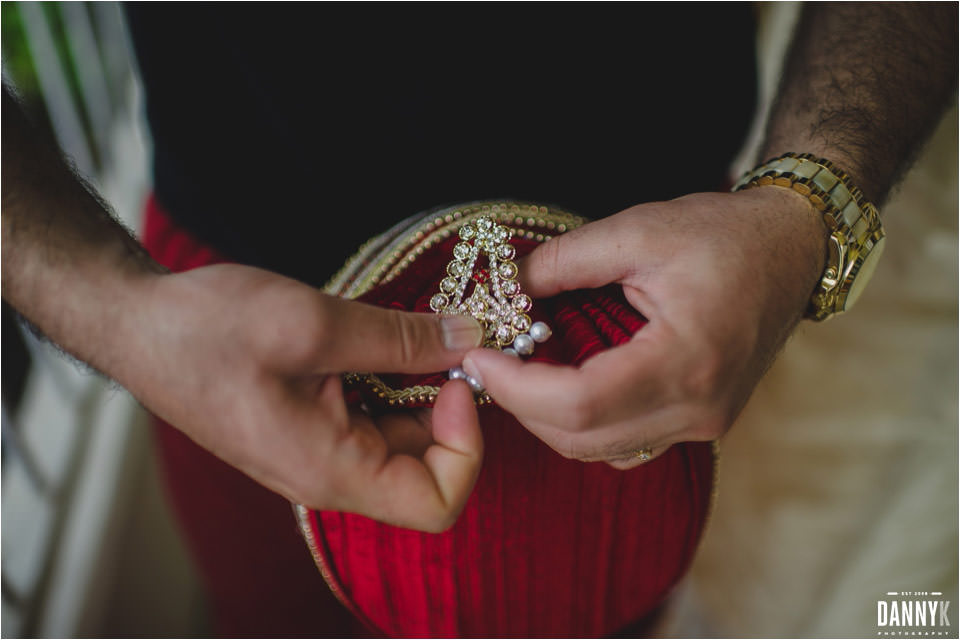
[425,513,458,534]
[556,447,581,461]
[303,300,337,357]
[563,392,601,431]
[544,432,588,461]
[559,443,582,460]
[389,311,421,365]
[420,504,462,533]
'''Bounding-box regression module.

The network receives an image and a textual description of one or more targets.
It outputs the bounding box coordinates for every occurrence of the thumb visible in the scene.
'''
[520,216,635,298]
[356,379,483,532]
[322,298,484,373]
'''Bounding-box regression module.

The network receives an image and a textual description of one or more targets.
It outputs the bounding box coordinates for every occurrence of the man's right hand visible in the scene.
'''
[125,263,485,532]
[3,84,485,533]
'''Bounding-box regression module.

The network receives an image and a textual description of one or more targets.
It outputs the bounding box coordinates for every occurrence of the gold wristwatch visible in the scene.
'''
[732,152,886,321]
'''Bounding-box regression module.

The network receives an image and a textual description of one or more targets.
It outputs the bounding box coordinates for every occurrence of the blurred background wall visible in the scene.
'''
[1,3,956,638]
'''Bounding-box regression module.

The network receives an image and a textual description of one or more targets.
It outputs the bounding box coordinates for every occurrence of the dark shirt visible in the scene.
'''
[126,3,758,287]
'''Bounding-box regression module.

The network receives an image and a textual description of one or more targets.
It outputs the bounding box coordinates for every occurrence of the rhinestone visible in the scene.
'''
[530,321,552,343]
[493,227,508,243]
[495,324,515,345]
[447,261,463,277]
[477,217,493,231]
[440,277,458,293]
[512,294,532,312]
[513,333,535,355]
[459,225,476,240]
[499,261,518,279]
[497,244,516,260]
[430,293,448,311]
[502,280,519,296]
[453,242,472,261]
[512,314,532,332]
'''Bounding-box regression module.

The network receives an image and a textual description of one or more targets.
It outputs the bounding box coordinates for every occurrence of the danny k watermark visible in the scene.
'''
[877,591,953,637]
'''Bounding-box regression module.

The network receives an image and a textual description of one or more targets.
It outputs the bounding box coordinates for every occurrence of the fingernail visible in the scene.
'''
[461,356,485,390]
[441,316,483,350]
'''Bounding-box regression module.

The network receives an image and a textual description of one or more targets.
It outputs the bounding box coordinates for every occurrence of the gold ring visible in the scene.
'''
[634,447,653,463]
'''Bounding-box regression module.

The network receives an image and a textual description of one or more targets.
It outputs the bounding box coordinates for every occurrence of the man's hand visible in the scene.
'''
[462,2,953,469]
[2,84,485,533]
[462,187,825,468]
[130,264,485,531]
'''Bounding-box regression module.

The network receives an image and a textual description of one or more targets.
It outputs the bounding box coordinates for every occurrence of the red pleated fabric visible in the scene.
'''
[142,196,716,638]
[141,195,362,638]
[307,231,716,638]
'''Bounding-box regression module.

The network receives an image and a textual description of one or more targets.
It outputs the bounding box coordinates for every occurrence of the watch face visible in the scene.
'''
[842,235,886,311]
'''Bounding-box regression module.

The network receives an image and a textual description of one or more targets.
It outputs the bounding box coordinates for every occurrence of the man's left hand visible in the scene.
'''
[463,187,826,468]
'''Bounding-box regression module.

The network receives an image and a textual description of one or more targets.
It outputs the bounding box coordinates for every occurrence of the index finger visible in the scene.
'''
[462,337,666,432]
[519,216,638,298]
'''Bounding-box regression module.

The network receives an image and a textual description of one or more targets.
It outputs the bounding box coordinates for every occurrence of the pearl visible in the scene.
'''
[466,375,485,393]
[530,321,552,343]
[502,348,519,357]
[449,366,467,380]
[513,333,535,355]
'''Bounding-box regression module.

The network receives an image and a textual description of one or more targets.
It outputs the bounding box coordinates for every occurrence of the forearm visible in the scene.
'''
[1,85,164,377]
[761,2,957,205]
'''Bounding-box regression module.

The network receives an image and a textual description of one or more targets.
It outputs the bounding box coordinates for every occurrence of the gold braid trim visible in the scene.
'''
[343,372,493,407]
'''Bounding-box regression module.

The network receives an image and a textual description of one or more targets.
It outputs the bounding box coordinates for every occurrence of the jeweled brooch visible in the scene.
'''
[430,216,551,366]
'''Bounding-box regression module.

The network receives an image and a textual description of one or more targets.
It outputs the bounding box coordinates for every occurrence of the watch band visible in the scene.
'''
[732,152,886,321]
